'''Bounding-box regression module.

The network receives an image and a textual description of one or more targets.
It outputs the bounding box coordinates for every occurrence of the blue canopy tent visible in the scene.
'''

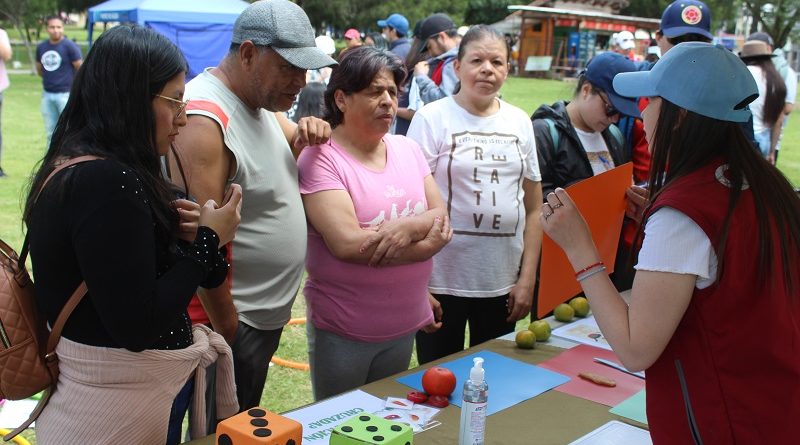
[87,0,249,80]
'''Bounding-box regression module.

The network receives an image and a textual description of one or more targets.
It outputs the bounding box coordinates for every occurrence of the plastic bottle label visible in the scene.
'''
[459,401,487,445]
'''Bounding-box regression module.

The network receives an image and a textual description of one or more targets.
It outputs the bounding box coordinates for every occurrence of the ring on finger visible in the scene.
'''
[552,203,564,209]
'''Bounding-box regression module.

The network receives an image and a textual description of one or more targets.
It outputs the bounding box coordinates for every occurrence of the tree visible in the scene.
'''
[744,0,800,48]
[299,0,468,33]
[464,0,515,26]
[0,0,57,74]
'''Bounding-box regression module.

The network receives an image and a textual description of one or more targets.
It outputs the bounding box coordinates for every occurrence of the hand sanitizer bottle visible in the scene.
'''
[459,357,488,445]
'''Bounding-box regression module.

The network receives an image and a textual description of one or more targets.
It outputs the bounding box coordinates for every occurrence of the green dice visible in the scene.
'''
[330,414,413,445]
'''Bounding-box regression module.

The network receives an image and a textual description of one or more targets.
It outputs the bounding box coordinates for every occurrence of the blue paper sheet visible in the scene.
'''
[396,351,570,416]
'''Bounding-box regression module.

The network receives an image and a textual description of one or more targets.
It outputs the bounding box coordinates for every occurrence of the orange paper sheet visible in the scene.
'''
[538,163,633,318]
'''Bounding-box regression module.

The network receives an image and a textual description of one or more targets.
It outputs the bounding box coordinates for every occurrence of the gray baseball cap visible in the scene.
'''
[231,0,337,70]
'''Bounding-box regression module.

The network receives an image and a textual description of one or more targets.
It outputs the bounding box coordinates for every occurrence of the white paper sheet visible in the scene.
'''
[283,389,385,444]
[568,420,652,445]
[552,315,612,351]
[0,399,38,429]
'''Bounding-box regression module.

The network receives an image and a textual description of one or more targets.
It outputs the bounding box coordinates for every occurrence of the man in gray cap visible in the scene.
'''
[171,0,336,431]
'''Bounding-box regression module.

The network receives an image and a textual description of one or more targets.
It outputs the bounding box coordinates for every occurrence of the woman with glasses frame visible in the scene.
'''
[23,25,241,444]
[531,52,641,197]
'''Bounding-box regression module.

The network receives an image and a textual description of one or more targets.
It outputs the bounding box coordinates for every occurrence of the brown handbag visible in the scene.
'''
[0,155,101,440]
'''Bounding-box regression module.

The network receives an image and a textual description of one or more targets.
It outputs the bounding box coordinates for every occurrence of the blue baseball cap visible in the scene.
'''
[377,13,409,36]
[613,43,758,123]
[584,52,641,118]
[660,0,712,40]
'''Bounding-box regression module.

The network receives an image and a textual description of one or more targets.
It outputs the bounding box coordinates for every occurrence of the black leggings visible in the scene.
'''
[415,293,516,365]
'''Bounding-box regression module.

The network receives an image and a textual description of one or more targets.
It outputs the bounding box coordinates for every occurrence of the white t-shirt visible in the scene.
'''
[407,97,541,297]
[574,127,615,175]
[635,207,717,289]
[784,67,797,104]
[748,65,770,134]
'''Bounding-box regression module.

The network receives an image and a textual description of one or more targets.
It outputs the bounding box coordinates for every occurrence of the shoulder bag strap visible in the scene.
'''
[4,155,102,442]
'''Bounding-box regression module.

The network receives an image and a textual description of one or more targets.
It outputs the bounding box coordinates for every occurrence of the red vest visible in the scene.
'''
[645,160,800,444]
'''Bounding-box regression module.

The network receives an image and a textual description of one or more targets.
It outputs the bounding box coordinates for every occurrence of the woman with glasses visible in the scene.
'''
[531,52,641,197]
[24,25,241,444]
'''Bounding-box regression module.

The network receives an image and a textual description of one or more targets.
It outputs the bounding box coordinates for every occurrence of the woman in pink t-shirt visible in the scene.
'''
[297,46,453,401]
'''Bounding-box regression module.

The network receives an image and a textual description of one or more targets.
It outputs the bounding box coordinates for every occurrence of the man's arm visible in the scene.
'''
[70,40,82,72]
[170,114,239,343]
[36,62,43,77]
[275,111,331,159]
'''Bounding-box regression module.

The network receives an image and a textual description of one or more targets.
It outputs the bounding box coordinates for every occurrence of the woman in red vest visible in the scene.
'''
[542,42,800,444]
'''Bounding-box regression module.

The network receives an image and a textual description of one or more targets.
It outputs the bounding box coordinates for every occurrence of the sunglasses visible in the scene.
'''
[592,88,619,117]
[154,94,190,119]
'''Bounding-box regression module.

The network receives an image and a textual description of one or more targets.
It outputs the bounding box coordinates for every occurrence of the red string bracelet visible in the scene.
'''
[574,261,604,278]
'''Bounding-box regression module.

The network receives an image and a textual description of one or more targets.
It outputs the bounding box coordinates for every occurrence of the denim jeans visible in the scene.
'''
[754,129,771,158]
[166,378,194,445]
[41,91,70,147]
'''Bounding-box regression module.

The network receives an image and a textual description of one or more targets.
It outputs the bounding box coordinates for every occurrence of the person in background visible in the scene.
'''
[378,13,411,60]
[645,40,660,63]
[740,40,786,164]
[747,31,797,164]
[0,27,10,177]
[614,30,639,61]
[543,42,800,444]
[413,13,460,103]
[532,52,640,291]
[531,52,640,197]
[340,28,362,60]
[292,81,326,123]
[169,0,336,436]
[408,25,543,364]
[36,16,82,147]
[298,46,451,400]
[364,32,388,51]
[393,25,428,136]
[25,25,240,444]
[309,35,336,84]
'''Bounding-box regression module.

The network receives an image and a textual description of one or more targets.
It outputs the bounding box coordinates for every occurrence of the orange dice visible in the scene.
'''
[216,407,302,445]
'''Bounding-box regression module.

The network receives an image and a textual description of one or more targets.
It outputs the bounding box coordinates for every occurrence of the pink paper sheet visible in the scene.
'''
[538,344,645,407]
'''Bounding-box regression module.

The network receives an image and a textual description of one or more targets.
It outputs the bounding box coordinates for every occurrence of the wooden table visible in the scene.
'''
[188,338,646,444]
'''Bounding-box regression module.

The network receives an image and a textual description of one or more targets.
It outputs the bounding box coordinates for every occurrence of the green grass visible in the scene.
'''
[2,73,799,443]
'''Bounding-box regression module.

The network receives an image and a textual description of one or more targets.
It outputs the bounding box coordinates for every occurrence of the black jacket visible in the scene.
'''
[531,101,629,197]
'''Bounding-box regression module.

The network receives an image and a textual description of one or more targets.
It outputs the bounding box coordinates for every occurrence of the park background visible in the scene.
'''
[1,1,800,441]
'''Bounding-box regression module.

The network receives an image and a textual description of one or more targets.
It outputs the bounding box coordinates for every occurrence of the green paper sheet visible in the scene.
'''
[610,389,648,425]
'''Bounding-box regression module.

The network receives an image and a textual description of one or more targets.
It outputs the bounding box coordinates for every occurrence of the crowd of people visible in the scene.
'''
[13,0,800,443]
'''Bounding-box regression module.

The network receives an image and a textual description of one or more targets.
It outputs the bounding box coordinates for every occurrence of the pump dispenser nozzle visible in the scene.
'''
[470,357,485,383]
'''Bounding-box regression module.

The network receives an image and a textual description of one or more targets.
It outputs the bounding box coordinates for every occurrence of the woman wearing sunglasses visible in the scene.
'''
[531,52,641,197]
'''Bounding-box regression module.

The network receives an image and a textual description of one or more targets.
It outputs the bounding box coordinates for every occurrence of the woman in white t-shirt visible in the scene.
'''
[740,40,786,164]
[530,52,641,197]
[407,25,543,363]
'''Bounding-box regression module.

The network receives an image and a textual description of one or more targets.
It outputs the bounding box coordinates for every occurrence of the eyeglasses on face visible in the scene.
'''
[592,88,619,117]
[154,94,190,118]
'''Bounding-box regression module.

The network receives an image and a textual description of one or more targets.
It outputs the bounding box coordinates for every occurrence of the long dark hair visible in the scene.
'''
[744,57,787,127]
[292,81,326,123]
[24,24,188,240]
[324,45,406,128]
[641,99,800,292]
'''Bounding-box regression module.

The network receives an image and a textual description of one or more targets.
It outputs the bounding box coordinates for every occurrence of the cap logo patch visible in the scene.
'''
[681,5,703,25]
